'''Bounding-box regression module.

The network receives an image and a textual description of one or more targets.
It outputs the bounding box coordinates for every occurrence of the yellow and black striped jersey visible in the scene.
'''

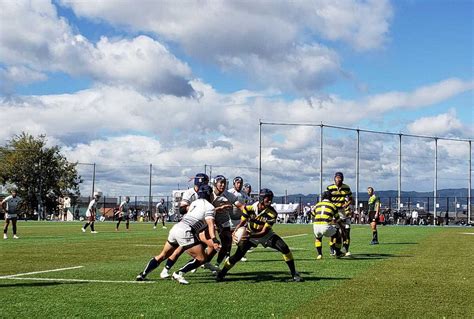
[241,202,277,232]
[368,194,380,212]
[311,200,339,224]
[326,183,353,208]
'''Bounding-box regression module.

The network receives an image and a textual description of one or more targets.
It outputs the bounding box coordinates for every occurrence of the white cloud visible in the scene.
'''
[59,0,392,94]
[0,1,195,96]
[0,66,47,93]
[407,109,470,137]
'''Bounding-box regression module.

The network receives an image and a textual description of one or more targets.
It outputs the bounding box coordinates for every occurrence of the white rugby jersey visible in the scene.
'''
[180,199,215,232]
[2,195,22,215]
[120,200,129,212]
[212,190,240,225]
[228,187,248,220]
[88,198,99,213]
[181,188,197,206]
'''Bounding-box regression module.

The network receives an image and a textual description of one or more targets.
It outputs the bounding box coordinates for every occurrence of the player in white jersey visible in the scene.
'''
[116,196,131,231]
[2,189,22,239]
[81,191,102,233]
[160,173,209,279]
[136,185,220,284]
[210,175,244,267]
[154,199,167,229]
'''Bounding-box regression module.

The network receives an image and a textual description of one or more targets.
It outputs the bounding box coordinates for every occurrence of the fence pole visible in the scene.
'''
[258,120,262,192]
[355,129,360,213]
[91,163,96,197]
[469,140,472,224]
[434,138,438,225]
[319,123,324,200]
[149,164,152,214]
[398,134,402,212]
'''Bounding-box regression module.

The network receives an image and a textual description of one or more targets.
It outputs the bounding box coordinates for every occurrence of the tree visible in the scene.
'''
[0,132,82,217]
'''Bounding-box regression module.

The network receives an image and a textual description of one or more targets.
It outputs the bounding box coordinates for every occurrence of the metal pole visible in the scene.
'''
[355,129,360,213]
[149,164,152,215]
[204,164,207,176]
[469,141,472,224]
[398,134,402,212]
[434,138,438,226]
[92,163,96,197]
[259,120,262,191]
[319,123,323,200]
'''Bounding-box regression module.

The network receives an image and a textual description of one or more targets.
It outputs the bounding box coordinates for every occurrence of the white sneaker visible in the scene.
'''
[345,251,352,257]
[3,234,7,240]
[153,226,157,229]
[81,228,86,233]
[160,268,170,279]
[91,231,98,234]
[162,226,167,229]
[241,257,248,262]
[172,272,189,285]
[13,235,19,239]
[316,255,322,260]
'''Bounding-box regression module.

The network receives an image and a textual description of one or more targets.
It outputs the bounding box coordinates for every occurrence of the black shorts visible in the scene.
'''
[368,212,379,224]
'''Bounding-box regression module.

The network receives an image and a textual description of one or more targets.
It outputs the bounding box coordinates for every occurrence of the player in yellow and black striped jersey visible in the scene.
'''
[216,188,303,282]
[311,191,344,259]
[326,172,353,256]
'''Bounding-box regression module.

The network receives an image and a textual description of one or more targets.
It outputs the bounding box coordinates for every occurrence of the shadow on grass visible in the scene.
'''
[245,258,317,263]
[199,271,350,283]
[344,253,414,260]
[0,281,83,288]
[380,242,418,245]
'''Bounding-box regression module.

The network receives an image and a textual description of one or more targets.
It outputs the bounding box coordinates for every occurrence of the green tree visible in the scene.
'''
[0,132,82,217]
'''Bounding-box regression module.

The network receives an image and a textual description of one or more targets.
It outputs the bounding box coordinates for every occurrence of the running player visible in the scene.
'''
[229,177,253,261]
[82,191,101,233]
[154,199,167,229]
[116,196,131,231]
[2,189,22,239]
[326,172,353,256]
[216,188,303,282]
[311,191,344,259]
[159,173,209,279]
[367,186,381,245]
[136,185,220,284]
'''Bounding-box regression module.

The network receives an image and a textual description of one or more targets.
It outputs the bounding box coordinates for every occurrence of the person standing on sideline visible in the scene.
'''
[82,191,102,233]
[367,187,381,244]
[154,199,167,229]
[116,196,131,231]
[2,189,22,239]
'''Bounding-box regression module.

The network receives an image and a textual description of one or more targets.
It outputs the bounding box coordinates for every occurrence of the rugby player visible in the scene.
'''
[229,177,253,261]
[159,173,209,279]
[136,185,220,284]
[2,189,22,239]
[312,191,344,259]
[367,186,381,245]
[216,188,303,282]
[326,172,353,256]
[82,191,101,233]
[154,198,167,229]
[116,196,131,231]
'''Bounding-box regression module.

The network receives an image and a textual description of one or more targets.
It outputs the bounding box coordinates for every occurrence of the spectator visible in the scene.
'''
[411,210,418,225]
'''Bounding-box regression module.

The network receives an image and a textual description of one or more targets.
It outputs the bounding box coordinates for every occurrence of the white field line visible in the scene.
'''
[0,266,83,279]
[281,233,308,239]
[460,233,474,235]
[0,277,154,284]
[135,244,161,247]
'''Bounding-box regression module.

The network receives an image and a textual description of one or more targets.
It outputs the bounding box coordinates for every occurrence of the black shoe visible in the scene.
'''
[329,247,335,256]
[215,271,226,282]
[370,240,379,245]
[289,273,304,282]
[136,273,147,281]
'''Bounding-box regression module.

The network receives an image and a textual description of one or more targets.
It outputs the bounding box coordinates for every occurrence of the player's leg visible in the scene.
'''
[160,246,184,278]
[3,218,10,239]
[217,241,252,280]
[371,220,379,244]
[172,244,207,284]
[161,215,166,228]
[315,237,323,259]
[125,216,130,230]
[11,218,18,238]
[116,216,121,230]
[137,242,177,280]
[343,225,351,256]
[216,227,232,266]
[153,215,158,229]
[266,234,302,281]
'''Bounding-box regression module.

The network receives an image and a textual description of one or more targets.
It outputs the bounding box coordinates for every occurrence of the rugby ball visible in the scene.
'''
[232,227,249,244]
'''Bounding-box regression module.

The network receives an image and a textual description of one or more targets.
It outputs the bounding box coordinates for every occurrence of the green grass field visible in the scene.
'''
[1,222,473,318]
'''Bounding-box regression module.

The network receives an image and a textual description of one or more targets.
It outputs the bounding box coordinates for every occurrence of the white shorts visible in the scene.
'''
[313,223,337,238]
[167,223,198,248]
[5,213,17,220]
[86,211,91,217]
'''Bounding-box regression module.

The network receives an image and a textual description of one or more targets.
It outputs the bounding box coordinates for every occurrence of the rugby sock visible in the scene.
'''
[90,223,95,232]
[179,259,201,274]
[83,222,89,229]
[142,257,159,276]
[343,239,350,252]
[315,238,322,256]
[165,258,175,270]
[372,230,378,241]
[283,252,296,276]
[12,224,17,235]
[116,221,120,229]
[154,220,158,227]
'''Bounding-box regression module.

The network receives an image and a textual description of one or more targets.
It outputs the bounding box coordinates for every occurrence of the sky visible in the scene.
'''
[0,0,473,197]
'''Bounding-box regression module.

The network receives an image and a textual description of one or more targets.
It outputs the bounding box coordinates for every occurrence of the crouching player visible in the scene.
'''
[216,188,303,282]
[312,191,344,259]
[136,185,220,284]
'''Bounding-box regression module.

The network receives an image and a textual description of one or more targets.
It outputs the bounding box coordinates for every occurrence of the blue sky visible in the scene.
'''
[0,0,472,195]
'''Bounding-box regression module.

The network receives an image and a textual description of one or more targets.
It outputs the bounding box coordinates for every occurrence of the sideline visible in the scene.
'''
[0,266,84,279]
[1,277,154,284]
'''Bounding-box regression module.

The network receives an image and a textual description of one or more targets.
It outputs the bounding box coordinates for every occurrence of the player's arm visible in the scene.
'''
[250,210,276,238]
[205,215,220,250]
[375,198,381,217]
